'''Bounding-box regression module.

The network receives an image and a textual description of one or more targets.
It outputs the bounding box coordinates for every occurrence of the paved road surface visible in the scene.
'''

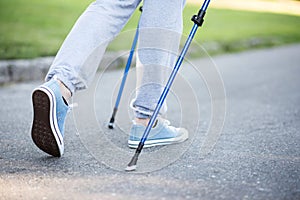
[0,44,299,199]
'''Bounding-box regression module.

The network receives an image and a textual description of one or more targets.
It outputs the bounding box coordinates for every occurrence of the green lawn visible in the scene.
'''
[0,0,300,59]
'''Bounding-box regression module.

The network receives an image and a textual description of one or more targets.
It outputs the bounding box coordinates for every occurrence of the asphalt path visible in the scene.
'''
[0,44,299,199]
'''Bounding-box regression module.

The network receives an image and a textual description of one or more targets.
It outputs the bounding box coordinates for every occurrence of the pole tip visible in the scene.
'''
[125,164,137,171]
[125,152,140,172]
[108,122,114,129]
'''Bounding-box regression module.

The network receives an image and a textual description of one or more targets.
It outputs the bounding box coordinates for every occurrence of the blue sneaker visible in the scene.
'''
[31,79,69,157]
[128,118,188,148]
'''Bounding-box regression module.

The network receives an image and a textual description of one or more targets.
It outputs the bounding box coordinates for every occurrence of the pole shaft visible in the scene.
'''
[141,24,198,143]
[114,27,139,108]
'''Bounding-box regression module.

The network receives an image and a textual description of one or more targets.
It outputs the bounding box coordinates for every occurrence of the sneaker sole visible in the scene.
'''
[128,128,189,149]
[31,87,64,157]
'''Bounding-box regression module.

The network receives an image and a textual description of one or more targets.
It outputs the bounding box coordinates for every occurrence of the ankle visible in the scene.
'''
[57,80,71,102]
[134,118,150,126]
[134,118,158,128]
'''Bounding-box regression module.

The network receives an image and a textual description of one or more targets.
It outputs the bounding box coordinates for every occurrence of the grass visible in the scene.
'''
[0,0,300,59]
[192,6,300,54]
[0,0,91,59]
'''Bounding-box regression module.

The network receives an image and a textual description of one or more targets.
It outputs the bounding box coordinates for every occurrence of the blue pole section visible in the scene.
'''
[115,27,139,108]
[109,6,143,129]
[108,25,139,129]
[201,0,210,10]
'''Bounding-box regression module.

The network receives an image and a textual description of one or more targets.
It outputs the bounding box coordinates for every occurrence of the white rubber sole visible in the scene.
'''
[128,128,189,149]
[31,86,64,157]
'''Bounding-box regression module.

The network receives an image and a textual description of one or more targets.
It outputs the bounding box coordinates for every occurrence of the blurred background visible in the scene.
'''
[0,0,299,60]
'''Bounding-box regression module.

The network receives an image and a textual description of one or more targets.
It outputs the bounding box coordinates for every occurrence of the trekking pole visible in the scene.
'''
[126,0,211,171]
[108,7,142,129]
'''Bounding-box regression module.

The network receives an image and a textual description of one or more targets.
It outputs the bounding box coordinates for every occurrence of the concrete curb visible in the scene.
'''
[0,51,131,85]
[0,40,293,85]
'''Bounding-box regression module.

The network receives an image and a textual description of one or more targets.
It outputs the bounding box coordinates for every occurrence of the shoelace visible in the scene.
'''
[160,118,171,126]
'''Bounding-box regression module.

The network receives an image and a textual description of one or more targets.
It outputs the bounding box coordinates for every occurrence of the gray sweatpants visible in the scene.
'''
[46,0,184,118]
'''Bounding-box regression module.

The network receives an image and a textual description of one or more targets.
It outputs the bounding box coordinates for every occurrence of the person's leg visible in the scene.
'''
[132,0,185,121]
[31,0,141,157]
[128,0,188,148]
[47,0,141,98]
